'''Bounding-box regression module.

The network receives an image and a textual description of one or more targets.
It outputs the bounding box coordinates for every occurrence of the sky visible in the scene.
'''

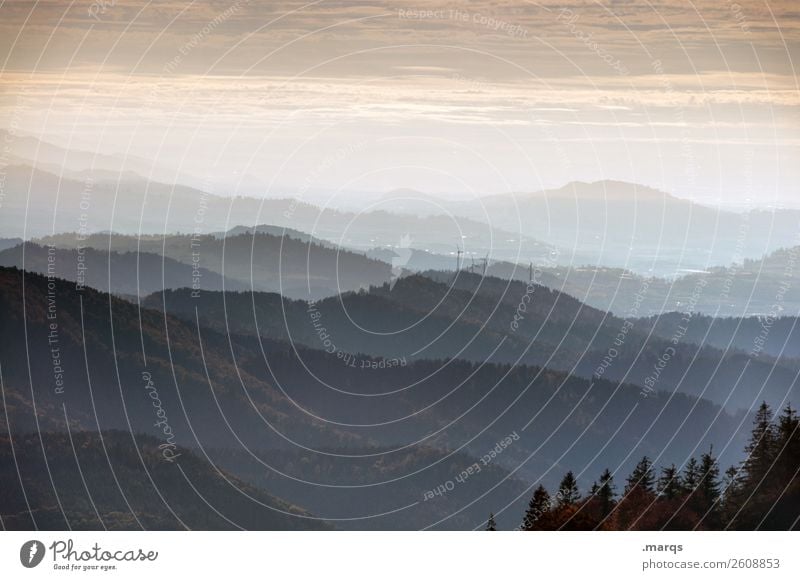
[0,0,798,207]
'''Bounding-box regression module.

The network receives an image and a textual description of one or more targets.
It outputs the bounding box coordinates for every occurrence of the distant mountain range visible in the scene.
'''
[369,244,800,318]
[446,180,799,275]
[32,230,392,299]
[0,129,200,188]
[8,131,800,277]
[0,243,244,297]
[480,246,800,318]
[9,221,798,316]
[7,226,796,411]
[0,238,23,251]
[0,162,554,264]
[636,312,800,360]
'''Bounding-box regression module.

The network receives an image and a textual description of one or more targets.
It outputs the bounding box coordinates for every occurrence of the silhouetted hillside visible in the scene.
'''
[146,272,800,411]
[212,445,530,531]
[0,242,244,296]
[483,246,800,318]
[37,230,391,299]
[0,431,328,530]
[637,312,800,359]
[0,267,753,526]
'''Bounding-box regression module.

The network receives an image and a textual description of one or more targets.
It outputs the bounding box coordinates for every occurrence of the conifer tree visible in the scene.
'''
[557,471,580,507]
[513,402,800,530]
[486,513,497,531]
[699,448,721,505]
[657,464,681,500]
[729,403,780,528]
[617,458,656,530]
[682,457,701,495]
[721,465,743,523]
[625,456,655,494]
[697,447,722,527]
[742,401,778,490]
[776,404,800,487]
[722,465,741,496]
[596,468,616,517]
[522,485,551,530]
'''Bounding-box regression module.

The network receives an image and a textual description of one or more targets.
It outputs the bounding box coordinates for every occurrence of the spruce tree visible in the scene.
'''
[486,512,497,531]
[597,468,616,517]
[697,447,722,527]
[557,471,580,507]
[522,485,551,530]
[722,465,741,496]
[721,465,743,523]
[618,458,656,530]
[776,404,800,487]
[625,456,655,494]
[657,464,681,500]
[731,402,779,529]
[682,457,701,495]
[742,401,777,490]
[699,449,721,505]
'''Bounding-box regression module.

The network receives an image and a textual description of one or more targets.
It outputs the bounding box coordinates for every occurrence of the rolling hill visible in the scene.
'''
[2,162,555,265]
[0,431,327,530]
[0,242,244,297]
[147,271,800,411]
[0,266,754,528]
[36,230,392,299]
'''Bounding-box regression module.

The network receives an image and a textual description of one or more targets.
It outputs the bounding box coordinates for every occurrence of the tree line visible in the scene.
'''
[486,402,799,530]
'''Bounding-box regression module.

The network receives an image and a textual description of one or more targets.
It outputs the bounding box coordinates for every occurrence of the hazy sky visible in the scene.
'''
[1,0,798,207]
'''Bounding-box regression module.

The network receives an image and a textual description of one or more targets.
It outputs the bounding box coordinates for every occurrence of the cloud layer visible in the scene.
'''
[1,1,797,204]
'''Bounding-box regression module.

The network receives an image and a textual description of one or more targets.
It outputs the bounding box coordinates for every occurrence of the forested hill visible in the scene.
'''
[0,431,329,530]
[1,266,750,506]
[147,272,800,411]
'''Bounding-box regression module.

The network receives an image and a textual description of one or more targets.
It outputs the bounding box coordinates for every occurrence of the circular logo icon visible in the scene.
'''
[20,540,45,568]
